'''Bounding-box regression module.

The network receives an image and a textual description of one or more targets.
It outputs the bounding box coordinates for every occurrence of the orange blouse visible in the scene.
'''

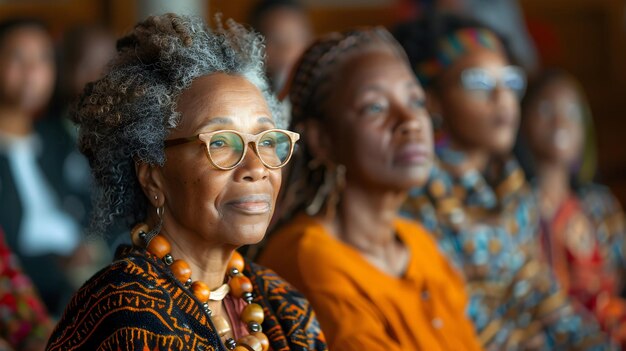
[259,214,482,351]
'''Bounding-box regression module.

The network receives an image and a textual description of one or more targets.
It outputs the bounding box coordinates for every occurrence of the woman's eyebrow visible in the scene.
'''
[258,116,275,126]
[204,117,233,126]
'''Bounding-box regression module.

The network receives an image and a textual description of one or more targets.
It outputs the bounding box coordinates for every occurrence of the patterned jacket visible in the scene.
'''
[402,156,608,350]
[46,245,328,351]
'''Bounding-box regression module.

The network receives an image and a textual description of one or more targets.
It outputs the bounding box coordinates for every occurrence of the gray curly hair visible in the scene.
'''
[72,14,282,236]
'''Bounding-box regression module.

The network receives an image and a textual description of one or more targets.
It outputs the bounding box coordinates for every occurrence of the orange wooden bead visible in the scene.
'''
[233,347,249,351]
[130,223,149,247]
[237,335,262,351]
[191,281,210,302]
[170,259,192,284]
[252,332,269,351]
[241,303,264,324]
[146,235,170,259]
[229,275,253,298]
[210,315,231,337]
[228,251,245,273]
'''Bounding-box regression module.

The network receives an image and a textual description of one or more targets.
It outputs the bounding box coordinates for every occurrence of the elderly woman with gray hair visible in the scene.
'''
[46,14,327,351]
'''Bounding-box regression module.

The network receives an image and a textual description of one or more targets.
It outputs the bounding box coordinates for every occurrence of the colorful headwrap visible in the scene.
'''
[415,27,503,86]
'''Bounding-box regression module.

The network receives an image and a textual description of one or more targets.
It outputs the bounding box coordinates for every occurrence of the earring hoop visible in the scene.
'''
[145,205,165,244]
[156,206,164,219]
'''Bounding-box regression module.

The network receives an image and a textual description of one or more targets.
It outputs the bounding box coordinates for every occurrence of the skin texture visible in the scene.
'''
[0,26,55,135]
[429,46,520,171]
[257,7,312,90]
[136,73,281,314]
[308,46,433,276]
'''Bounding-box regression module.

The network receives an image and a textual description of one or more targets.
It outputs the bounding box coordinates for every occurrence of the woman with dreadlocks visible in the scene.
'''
[258,28,481,350]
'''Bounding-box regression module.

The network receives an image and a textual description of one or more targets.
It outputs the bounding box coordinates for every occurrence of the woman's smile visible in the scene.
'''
[224,194,272,215]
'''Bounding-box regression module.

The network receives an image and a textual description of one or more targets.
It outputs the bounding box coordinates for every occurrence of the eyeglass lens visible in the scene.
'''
[461,66,526,97]
[208,130,293,168]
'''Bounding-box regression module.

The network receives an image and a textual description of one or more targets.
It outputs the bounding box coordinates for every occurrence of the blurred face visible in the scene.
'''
[523,78,584,166]
[434,46,522,156]
[70,33,115,98]
[159,73,282,246]
[0,26,55,113]
[320,47,433,192]
[259,7,312,90]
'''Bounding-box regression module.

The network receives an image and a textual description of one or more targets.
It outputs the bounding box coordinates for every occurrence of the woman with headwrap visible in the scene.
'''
[394,13,607,349]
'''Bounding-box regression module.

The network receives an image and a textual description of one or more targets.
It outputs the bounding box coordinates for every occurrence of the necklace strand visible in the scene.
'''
[130,223,269,351]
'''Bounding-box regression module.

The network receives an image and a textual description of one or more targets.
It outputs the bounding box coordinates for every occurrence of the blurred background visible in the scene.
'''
[2,0,623,203]
[0,0,626,203]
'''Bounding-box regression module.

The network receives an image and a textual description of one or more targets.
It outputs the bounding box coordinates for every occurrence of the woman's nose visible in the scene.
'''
[233,145,269,182]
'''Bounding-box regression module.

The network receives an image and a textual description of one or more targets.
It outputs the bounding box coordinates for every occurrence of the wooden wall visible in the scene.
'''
[209,0,397,32]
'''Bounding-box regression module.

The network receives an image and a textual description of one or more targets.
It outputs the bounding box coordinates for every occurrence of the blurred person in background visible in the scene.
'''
[56,25,116,139]
[0,18,98,316]
[394,13,607,349]
[519,69,626,346]
[259,28,482,351]
[1,226,53,351]
[53,23,118,300]
[249,0,313,94]
[397,0,539,72]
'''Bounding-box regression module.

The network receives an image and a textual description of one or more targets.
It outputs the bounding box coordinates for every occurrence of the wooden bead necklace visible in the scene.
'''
[130,223,269,351]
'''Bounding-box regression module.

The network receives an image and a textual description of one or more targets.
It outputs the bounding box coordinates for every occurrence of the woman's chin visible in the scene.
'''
[397,166,432,190]
[223,222,269,246]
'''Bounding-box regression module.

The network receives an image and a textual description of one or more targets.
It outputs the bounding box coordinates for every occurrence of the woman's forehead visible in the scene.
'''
[173,73,272,135]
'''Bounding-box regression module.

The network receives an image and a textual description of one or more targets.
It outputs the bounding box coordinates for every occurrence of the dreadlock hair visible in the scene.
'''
[276,27,410,224]
[72,14,281,236]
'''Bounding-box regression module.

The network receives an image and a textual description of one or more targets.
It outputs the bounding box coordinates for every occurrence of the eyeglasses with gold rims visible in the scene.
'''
[164,129,300,170]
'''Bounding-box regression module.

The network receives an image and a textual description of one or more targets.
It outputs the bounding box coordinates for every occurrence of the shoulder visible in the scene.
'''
[262,215,369,294]
[578,183,623,212]
[245,261,328,351]
[394,217,456,271]
[395,217,439,252]
[47,247,217,351]
[260,215,342,288]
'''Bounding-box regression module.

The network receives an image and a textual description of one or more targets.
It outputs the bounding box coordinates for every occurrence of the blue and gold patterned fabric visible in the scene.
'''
[46,245,328,351]
[402,151,607,350]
